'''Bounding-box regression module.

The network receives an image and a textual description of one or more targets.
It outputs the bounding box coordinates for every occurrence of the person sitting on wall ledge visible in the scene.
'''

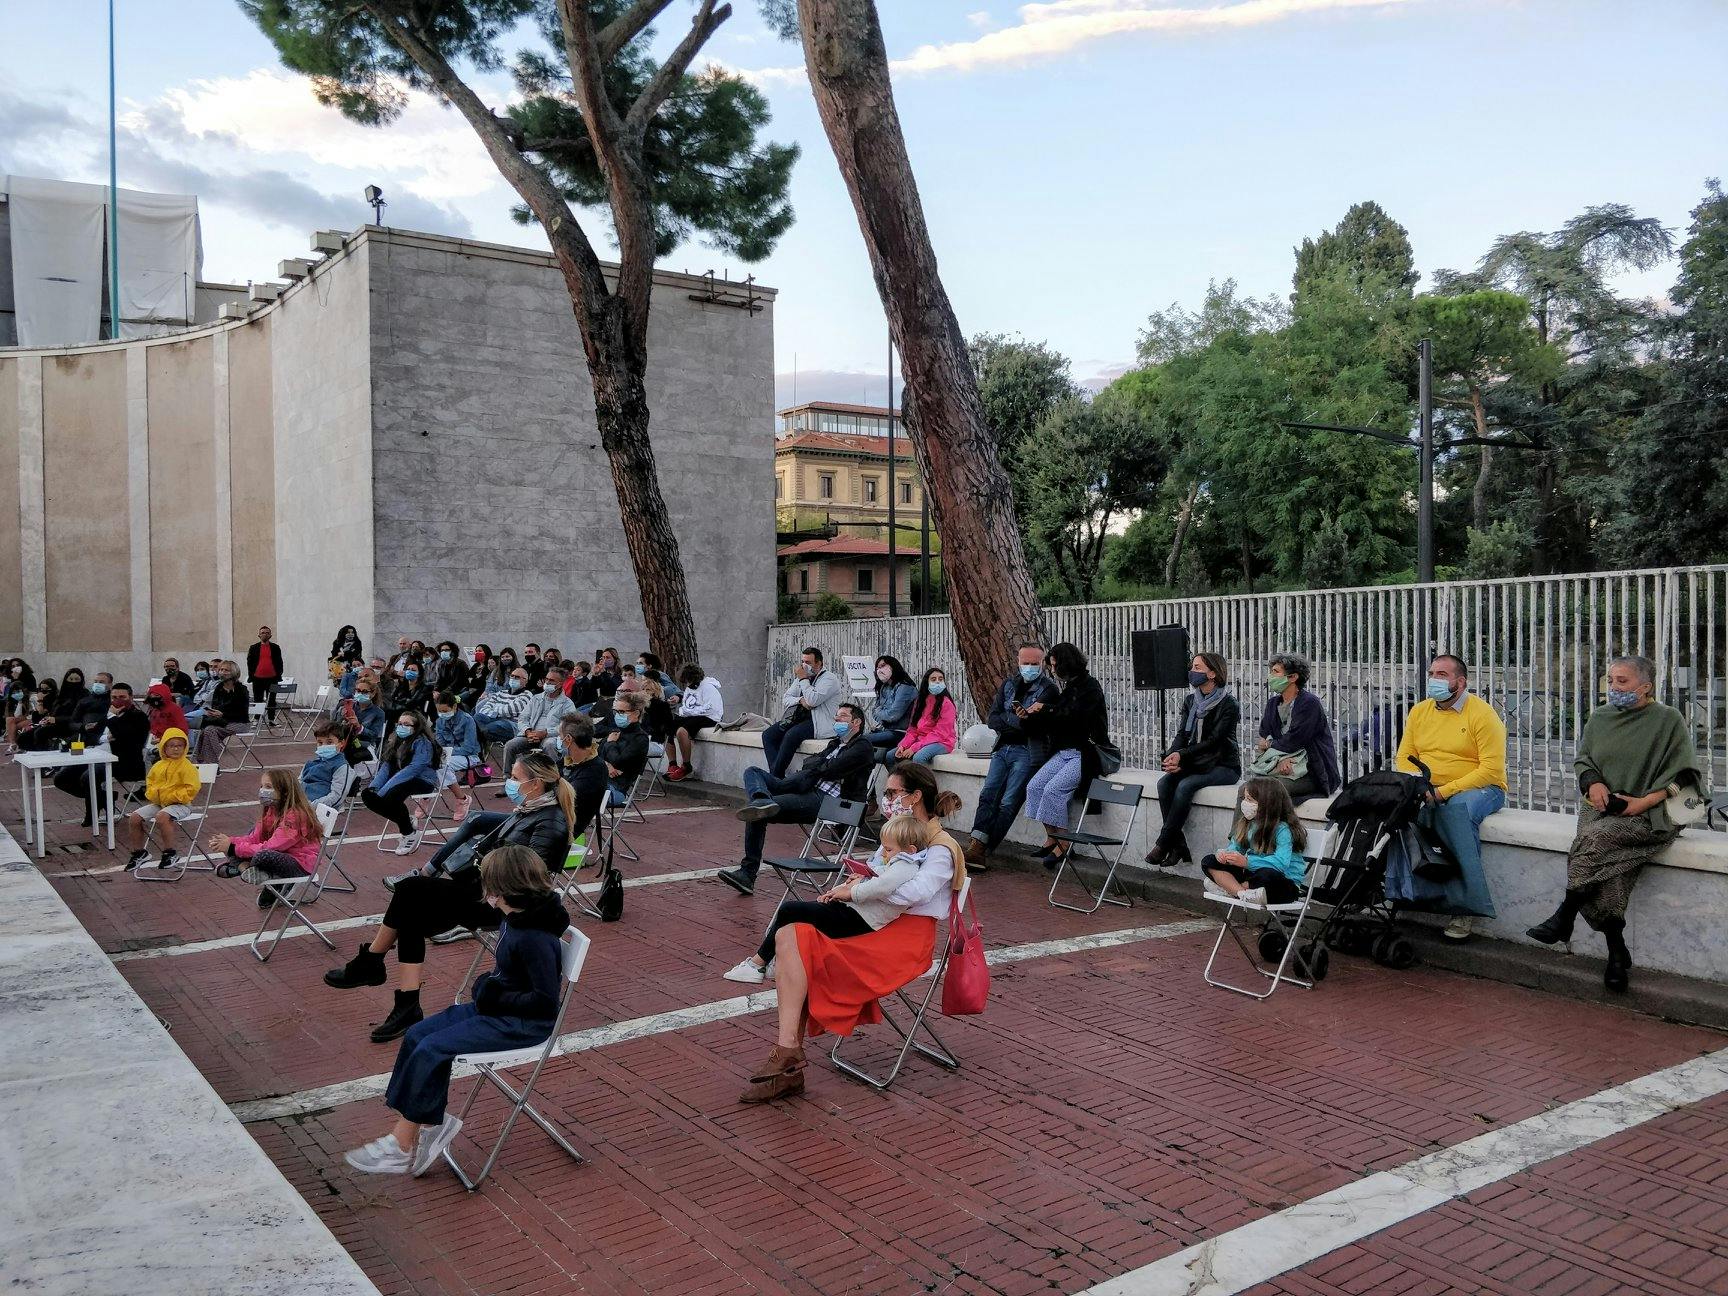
[878,667,958,767]
[667,664,724,782]
[1020,642,1113,871]
[1526,655,1702,993]
[864,655,917,753]
[718,701,875,897]
[1144,653,1239,868]
[962,643,1057,873]
[1251,652,1340,802]
[763,646,842,779]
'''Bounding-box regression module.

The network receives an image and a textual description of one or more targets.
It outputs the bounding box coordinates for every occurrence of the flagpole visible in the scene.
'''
[108,0,121,338]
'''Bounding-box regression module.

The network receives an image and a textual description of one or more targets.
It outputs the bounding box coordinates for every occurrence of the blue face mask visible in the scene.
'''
[833,721,852,739]
[928,681,947,696]
[612,711,632,726]
[1188,670,1210,688]
[394,724,414,739]
[503,777,524,804]
[314,744,340,759]
[508,678,524,692]
[404,670,419,681]
[195,671,209,681]
[437,710,454,721]
[439,651,451,661]
[354,692,372,705]
[91,682,109,696]
[1019,665,1041,683]
[1426,677,1453,702]
[1607,688,1641,710]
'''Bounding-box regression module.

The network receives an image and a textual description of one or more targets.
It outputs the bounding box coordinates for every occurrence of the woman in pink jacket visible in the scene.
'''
[882,668,958,766]
[209,768,324,891]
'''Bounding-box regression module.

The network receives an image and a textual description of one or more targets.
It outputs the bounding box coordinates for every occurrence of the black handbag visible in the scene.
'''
[596,828,624,922]
[442,818,509,876]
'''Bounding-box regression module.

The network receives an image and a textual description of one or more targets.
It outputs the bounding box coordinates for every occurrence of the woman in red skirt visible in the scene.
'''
[740,762,966,1103]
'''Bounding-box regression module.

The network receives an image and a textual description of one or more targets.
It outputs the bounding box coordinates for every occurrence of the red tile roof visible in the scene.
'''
[775,431,911,457]
[777,536,911,558]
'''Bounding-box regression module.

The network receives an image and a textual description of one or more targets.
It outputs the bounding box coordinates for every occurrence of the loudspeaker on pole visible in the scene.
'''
[1131,625,1191,691]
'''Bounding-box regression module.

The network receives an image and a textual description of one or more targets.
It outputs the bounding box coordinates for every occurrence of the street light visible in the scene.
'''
[364,185,387,225]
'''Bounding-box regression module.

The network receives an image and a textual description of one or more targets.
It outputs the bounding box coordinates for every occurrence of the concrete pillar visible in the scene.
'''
[212,330,234,658]
[126,346,152,655]
[17,357,45,653]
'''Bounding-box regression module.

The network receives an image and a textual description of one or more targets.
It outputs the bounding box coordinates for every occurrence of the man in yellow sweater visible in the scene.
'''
[1394,654,1507,941]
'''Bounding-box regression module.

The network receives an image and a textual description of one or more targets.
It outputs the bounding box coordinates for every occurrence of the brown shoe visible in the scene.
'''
[740,1044,807,1103]
[962,835,989,873]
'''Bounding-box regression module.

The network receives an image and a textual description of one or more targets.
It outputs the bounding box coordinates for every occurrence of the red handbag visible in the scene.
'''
[940,890,989,1016]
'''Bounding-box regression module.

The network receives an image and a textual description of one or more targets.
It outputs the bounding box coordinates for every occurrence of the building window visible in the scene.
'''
[863,477,879,504]
[774,474,783,500]
[857,568,875,594]
[819,473,835,500]
[899,481,913,505]
[798,569,809,593]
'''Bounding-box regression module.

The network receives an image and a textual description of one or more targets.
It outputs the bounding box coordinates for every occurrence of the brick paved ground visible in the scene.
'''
[11,732,1728,1295]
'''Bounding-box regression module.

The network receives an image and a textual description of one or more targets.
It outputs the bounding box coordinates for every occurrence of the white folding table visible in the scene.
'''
[14,748,118,859]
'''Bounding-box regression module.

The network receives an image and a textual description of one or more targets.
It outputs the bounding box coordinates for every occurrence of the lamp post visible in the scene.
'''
[887,331,898,618]
[107,0,120,339]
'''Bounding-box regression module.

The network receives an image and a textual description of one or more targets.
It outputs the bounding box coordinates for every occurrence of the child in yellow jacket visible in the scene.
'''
[125,726,200,870]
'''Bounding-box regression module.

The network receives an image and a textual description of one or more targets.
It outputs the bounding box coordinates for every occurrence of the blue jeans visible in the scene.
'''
[427,812,508,873]
[385,1002,552,1125]
[476,715,515,744]
[1154,765,1240,854]
[866,728,905,749]
[1426,786,1504,917]
[969,742,1036,850]
[762,717,814,778]
[738,765,822,877]
[877,741,945,766]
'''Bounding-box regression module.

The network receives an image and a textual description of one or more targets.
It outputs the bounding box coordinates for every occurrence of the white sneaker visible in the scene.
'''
[429,926,473,945]
[722,958,767,984]
[1443,915,1475,941]
[1235,887,1268,908]
[411,1113,464,1177]
[343,1133,411,1175]
[394,833,421,856]
[1202,876,1228,897]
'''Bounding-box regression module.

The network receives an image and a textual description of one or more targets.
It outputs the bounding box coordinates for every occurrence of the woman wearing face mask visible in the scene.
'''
[1019,642,1113,870]
[31,669,88,748]
[491,647,520,689]
[462,645,493,709]
[386,660,433,718]
[591,648,623,700]
[362,711,444,855]
[432,640,469,697]
[209,770,324,900]
[2,658,37,749]
[1526,655,1702,993]
[330,625,365,665]
[595,691,652,805]
[325,751,575,1043]
[342,670,388,762]
[13,678,60,752]
[433,691,482,824]
[864,656,917,751]
[882,667,958,766]
[1145,653,1241,867]
[194,663,255,764]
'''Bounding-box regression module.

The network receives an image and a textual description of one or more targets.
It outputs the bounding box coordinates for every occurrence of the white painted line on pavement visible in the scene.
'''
[230,918,1214,1123]
[1077,1044,1728,1296]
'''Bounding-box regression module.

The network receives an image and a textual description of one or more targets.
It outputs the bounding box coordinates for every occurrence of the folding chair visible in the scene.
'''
[376,787,455,854]
[762,794,867,921]
[1201,833,1330,1000]
[135,764,221,882]
[830,877,969,1090]
[601,777,646,862]
[251,810,342,962]
[220,704,268,773]
[292,685,333,739]
[1047,779,1144,915]
[554,822,605,921]
[263,678,296,730]
[442,927,592,1190]
[303,802,357,899]
[638,744,669,801]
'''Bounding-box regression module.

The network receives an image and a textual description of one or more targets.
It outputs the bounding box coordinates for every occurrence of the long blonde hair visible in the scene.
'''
[264,768,319,841]
[516,749,577,845]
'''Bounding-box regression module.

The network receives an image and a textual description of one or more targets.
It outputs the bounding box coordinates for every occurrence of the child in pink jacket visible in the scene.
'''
[883,668,958,766]
[210,769,325,887]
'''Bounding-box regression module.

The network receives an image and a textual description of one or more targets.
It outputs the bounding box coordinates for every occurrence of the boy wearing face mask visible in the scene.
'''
[302,718,358,808]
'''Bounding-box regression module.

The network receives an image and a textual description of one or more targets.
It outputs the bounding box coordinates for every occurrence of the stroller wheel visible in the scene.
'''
[1258,928,1288,963]
[1370,932,1393,965]
[1383,936,1417,970]
[1332,925,1360,956]
[1303,943,1330,981]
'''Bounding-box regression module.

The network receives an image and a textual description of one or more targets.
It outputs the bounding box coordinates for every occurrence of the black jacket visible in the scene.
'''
[595,723,651,792]
[99,706,152,782]
[567,673,599,709]
[1165,690,1241,776]
[246,641,283,682]
[787,734,874,801]
[384,676,432,718]
[210,680,251,725]
[986,672,1058,747]
[160,669,194,698]
[473,893,571,1020]
[432,657,470,696]
[560,755,611,840]
[456,801,572,879]
[1023,671,1112,786]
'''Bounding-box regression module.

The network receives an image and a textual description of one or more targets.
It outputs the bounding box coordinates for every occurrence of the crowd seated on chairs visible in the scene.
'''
[51,678,149,827]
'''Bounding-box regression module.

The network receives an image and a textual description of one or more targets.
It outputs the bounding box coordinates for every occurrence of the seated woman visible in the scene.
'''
[1200,776,1308,907]
[2,658,38,749]
[13,680,60,753]
[432,640,469,698]
[384,662,433,718]
[209,769,325,905]
[879,667,958,765]
[194,663,253,763]
[23,669,86,750]
[738,762,964,1103]
[433,691,483,824]
[865,655,917,751]
[340,670,388,765]
[361,711,442,854]
[667,663,724,781]
[1145,652,1239,867]
[1250,652,1339,802]
[342,845,572,1177]
[1526,655,1701,993]
[1020,642,1112,869]
[592,691,651,806]
[324,751,573,1043]
[636,676,678,759]
[182,663,218,732]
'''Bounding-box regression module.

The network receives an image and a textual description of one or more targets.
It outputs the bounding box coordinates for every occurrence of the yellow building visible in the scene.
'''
[774,401,924,533]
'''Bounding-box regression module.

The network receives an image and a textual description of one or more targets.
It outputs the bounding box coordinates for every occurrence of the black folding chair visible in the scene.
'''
[1047,779,1144,915]
[762,794,867,922]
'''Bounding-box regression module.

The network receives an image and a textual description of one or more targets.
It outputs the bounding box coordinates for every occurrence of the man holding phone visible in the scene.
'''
[962,644,1057,871]
[761,647,841,778]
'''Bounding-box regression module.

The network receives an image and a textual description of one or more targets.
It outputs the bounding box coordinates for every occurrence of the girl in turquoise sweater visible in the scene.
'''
[1202,776,1308,906]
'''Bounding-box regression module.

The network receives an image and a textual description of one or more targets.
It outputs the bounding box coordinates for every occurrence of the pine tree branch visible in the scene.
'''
[598,0,679,62]
[626,0,731,142]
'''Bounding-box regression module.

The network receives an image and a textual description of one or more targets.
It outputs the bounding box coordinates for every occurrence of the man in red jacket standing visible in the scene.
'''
[248,625,285,724]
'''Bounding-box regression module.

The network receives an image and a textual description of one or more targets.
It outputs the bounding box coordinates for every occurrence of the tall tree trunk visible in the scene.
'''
[798,0,1044,716]
[1165,480,1200,586]
[1240,533,1255,593]
[1470,385,1493,533]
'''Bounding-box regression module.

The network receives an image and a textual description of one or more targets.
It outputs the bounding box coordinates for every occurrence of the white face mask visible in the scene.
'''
[1240,798,1260,821]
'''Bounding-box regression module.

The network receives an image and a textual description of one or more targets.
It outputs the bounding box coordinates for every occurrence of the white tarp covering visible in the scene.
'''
[116,187,200,339]
[4,175,106,347]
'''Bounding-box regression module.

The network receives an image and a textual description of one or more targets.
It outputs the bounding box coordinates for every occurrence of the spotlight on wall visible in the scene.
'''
[364,185,387,226]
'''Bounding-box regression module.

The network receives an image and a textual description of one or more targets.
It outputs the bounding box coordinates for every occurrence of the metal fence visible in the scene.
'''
[765,565,1728,815]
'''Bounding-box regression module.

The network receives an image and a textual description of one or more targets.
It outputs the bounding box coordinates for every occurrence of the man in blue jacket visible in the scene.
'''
[961,644,1057,872]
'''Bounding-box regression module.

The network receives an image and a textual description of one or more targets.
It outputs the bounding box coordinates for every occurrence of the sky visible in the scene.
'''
[4,0,1725,409]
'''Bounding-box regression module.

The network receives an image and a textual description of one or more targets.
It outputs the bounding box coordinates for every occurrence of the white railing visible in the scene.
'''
[766,566,1728,815]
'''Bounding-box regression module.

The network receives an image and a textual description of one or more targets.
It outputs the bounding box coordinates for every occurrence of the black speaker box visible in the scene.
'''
[1131,625,1191,690]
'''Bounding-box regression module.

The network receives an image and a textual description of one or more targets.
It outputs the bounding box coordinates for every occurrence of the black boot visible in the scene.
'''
[323,944,387,990]
[371,989,423,1042]
[1526,893,1581,945]
[1602,921,1631,993]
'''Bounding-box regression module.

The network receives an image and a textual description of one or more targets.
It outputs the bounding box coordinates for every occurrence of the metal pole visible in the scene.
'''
[107,0,121,339]
[887,331,898,618]
[1418,337,1434,585]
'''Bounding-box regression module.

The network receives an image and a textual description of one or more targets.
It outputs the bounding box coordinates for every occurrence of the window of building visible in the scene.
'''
[857,567,875,594]
[863,477,879,503]
[899,480,913,505]
[774,474,783,500]
[798,569,809,593]
[819,473,835,500]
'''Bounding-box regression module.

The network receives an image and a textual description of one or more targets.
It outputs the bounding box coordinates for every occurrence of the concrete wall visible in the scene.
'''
[364,229,776,713]
[0,358,19,647]
[42,351,130,652]
[146,337,219,647]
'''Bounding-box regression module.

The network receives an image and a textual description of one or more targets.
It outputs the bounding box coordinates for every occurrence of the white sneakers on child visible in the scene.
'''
[722,958,767,985]
[411,1113,463,1177]
[1235,887,1268,908]
[1201,876,1227,897]
[344,1134,412,1175]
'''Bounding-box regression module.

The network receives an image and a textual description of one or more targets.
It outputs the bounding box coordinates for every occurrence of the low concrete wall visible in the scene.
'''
[0,826,380,1296]
[692,730,1728,986]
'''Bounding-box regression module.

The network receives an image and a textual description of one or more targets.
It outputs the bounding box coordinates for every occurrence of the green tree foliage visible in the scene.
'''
[805,592,855,622]
[969,332,1076,455]
[1293,200,1419,305]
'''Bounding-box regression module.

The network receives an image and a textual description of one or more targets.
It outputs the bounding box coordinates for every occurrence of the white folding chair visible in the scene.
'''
[251,811,342,962]
[639,744,668,800]
[553,821,605,921]
[1201,833,1330,1000]
[600,774,649,862]
[1047,779,1144,915]
[303,802,357,899]
[442,927,592,1191]
[292,685,333,739]
[135,764,221,882]
[830,877,969,1090]
[220,704,268,772]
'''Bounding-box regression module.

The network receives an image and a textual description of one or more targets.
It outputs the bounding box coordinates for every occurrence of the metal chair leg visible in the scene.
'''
[1048,848,1133,915]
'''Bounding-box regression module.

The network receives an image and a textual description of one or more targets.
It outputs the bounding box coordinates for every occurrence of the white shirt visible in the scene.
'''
[887,843,956,919]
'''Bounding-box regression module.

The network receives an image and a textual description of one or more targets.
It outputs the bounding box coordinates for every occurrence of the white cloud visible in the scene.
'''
[967,10,996,28]
[738,0,1426,82]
